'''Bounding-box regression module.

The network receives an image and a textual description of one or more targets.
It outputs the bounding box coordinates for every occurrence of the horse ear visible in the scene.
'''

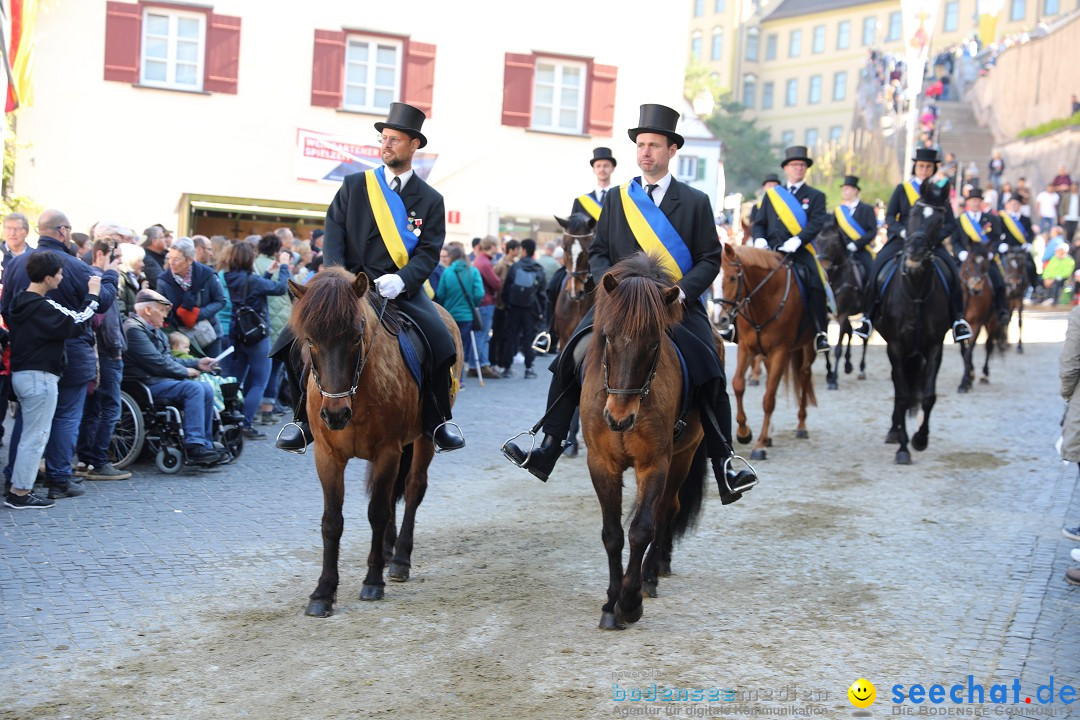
[354,272,369,298]
[288,279,306,300]
[663,286,681,305]
[554,215,569,230]
[722,243,736,259]
[602,272,619,294]
[586,217,597,231]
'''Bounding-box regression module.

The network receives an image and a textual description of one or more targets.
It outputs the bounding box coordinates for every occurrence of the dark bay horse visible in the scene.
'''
[289,267,463,617]
[958,246,1002,393]
[581,254,707,630]
[1002,248,1027,354]
[552,213,596,349]
[718,244,816,461]
[874,181,952,464]
[815,217,869,388]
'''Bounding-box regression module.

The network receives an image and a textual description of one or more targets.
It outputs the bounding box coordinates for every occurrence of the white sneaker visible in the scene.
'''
[1072,548,1080,563]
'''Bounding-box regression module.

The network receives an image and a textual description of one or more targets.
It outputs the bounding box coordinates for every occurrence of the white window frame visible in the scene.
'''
[531,58,587,135]
[785,78,798,107]
[678,155,699,181]
[886,12,902,41]
[808,75,822,104]
[833,71,847,101]
[781,130,795,147]
[343,35,403,115]
[829,125,844,142]
[837,20,851,50]
[711,27,724,61]
[805,128,819,147]
[943,1,959,31]
[862,17,876,46]
[812,25,826,54]
[139,8,206,92]
[761,81,774,109]
[789,29,802,57]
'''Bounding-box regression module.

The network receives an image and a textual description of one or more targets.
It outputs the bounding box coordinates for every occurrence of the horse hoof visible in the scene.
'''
[895,450,912,465]
[359,584,384,601]
[957,385,969,394]
[599,611,626,630]
[616,602,643,625]
[827,381,838,390]
[387,562,410,582]
[912,433,928,452]
[884,429,900,444]
[750,449,767,461]
[305,599,334,618]
[748,379,760,387]
[979,377,989,384]
[795,429,809,439]
[642,581,658,599]
[857,372,866,381]
[844,363,854,374]
[736,431,753,445]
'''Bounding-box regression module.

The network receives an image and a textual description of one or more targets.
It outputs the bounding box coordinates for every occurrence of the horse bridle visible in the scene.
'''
[601,336,661,400]
[308,294,389,399]
[715,253,794,337]
[563,230,595,300]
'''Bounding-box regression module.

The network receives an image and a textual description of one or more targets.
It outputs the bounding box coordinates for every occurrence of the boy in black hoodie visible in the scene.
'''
[3,252,99,509]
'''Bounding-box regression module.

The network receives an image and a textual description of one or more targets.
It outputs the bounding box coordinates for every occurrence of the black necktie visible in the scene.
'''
[599,189,607,203]
[392,176,401,194]
[789,184,797,194]
[646,184,658,202]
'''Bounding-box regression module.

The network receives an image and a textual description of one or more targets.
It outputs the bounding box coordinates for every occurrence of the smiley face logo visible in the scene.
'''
[848,678,876,708]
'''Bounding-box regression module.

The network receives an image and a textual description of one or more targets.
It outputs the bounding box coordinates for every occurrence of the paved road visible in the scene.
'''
[1,310,1077,719]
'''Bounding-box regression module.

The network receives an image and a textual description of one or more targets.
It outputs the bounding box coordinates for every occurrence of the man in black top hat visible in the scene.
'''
[274,102,465,453]
[749,145,831,353]
[502,104,755,503]
[748,173,782,228]
[835,175,877,281]
[854,147,971,342]
[953,187,1010,325]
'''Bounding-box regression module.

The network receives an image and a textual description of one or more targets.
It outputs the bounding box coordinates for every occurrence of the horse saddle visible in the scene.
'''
[876,254,952,299]
[370,295,427,389]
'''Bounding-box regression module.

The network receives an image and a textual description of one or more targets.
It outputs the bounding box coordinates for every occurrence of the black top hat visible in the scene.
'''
[912,147,940,164]
[627,104,684,149]
[781,146,813,168]
[590,147,617,167]
[842,175,861,190]
[762,173,781,185]
[966,187,983,200]
[374,102,428,148]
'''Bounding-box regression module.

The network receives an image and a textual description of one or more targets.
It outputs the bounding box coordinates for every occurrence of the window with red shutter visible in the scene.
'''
[501,52,535,128]
[311,29,346,108]
[204,13,241,94]
[401,40,436,117]
[586,63,617,137]
[104,1,140,83]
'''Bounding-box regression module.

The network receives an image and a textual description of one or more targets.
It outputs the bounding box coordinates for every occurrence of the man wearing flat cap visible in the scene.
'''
[503,103,755,503]
[750,145,831,353]
[275,102,464,454]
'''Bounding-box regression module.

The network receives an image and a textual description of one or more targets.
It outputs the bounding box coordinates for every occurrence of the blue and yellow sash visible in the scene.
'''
[767,187,836,314]
[365,167,419,269]
[1002,214,1028,244]
[960,212,989,246]
[576,192,602,221]
[834,205,867,243]
[903,179,921,206]
[619,179,693,280]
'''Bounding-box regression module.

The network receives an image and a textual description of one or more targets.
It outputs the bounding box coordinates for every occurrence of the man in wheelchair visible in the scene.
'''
[122,290,228,466]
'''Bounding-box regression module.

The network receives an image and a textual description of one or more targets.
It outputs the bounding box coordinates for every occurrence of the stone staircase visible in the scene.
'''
[935,100,997,180]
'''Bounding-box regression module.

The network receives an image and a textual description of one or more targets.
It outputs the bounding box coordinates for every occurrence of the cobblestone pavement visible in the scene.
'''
[1,310,1077,719]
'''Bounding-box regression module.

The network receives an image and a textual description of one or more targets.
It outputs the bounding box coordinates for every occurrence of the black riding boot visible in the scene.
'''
[425,361,465,452]
[501,348,580,481]
[811,288,829,352]
[276,357,313,454]
[699,379,757,505]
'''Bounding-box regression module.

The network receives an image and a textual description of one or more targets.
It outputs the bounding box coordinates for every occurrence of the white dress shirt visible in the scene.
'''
[384,166,414,191]
[639,173,673,207]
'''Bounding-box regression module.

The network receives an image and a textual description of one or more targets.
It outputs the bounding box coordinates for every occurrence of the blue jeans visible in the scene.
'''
[9,371,58,491]
[77,354,123,467]
[148,379,215,449]
[44,381,89,482]
[457,321,476,372]
[474,304,495,368]
[226,335,271,427]
[262,357,285,406]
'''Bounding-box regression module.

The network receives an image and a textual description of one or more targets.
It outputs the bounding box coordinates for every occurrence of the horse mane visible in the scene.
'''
[727,245,782,271]
[593,252,682,336]
[289,266,367,341]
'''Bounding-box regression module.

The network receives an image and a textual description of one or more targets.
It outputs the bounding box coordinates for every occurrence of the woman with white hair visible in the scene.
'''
[157,236,226,356]
[116,243,146,317]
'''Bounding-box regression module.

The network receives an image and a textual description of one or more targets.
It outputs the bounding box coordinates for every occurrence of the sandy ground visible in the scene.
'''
[2,309,1076,720]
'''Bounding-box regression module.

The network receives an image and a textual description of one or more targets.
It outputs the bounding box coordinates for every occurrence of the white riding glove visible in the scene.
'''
[846,242,857,252]
[958,250,969,262]
[1021,243,1031,251]
[997,242,1009,254]
[753,237,769,249]
[374,274,405,299]
[779,237,802,253]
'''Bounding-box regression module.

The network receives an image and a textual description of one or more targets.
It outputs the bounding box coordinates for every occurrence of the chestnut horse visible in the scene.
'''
[958,246,1002,393]
[289,267,463,618]
[552,212,597,349]
[1002,248,1026,354]
[581,254,706,630]
[718,245,816,461]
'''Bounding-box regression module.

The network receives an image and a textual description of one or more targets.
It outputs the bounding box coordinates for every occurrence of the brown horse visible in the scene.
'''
[958,247,1002,393]
[718,244,816,461]
[581,253,707,630]
[552,213,596,349]
[1002,248,1026,354]
[289,267,463,618]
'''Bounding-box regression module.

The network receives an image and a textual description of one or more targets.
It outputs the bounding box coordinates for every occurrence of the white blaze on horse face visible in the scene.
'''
[922,206,934,218]
[571,239,583,271]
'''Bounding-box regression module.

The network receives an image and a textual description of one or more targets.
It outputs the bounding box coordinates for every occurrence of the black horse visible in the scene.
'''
[873,180,953,465]
[815,217,869,389]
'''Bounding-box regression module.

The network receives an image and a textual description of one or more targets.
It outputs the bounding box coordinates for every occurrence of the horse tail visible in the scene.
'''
[671,443,707,540]
[781,346,817,407]
[392,443,414,504]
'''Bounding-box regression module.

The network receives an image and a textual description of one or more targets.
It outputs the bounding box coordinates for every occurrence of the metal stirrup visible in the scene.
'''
[723,455,759,495]
[433,420,465,454]
[531,331,552,354]
[276,422,308,455]
[500,430,539,467]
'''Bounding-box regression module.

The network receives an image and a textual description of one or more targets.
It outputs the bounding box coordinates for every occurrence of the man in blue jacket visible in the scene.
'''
[0,209,119,497]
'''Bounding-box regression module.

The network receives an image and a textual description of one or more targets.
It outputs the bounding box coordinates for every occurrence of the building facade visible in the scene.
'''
[12,0,696,244]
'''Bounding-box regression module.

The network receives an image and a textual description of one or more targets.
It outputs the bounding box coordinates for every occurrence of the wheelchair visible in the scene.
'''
[108,377,245,474]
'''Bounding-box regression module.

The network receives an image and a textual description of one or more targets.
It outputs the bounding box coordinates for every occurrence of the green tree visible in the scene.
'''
[2,114,41,217]
[704,95,778,199]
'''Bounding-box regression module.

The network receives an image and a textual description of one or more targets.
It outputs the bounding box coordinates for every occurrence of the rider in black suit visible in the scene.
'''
[835,175,877,281]
[952,188,1011,327]
[749,145,831,353]
[502,104,755,502]
[275,103,464,453]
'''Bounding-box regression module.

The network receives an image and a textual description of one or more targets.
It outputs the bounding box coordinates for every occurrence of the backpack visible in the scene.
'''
[507,263,541,308]
[233,275,269,345]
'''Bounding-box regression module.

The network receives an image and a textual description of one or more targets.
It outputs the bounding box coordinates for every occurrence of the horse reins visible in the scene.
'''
[716,254,794,355]
[601,337,661,400]
[308,293,390,399]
